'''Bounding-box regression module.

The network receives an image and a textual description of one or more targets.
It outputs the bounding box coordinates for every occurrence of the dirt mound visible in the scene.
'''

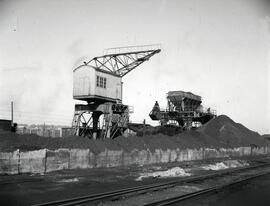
[0,115,268,152]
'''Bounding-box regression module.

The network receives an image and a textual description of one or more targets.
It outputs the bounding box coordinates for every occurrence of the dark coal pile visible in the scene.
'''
[0,115,268,153]
[198,115,267,147]
[263,134,270,141]
[135,125,183,136]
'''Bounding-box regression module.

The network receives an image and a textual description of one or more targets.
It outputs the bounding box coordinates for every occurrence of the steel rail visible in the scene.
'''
[31,162,270,206]
[144,170,270,206]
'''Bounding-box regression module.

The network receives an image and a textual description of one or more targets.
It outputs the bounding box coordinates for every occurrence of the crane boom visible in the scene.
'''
[85,44,161,77]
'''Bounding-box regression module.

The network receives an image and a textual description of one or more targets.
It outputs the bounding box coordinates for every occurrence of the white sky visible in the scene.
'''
[0,0,269,134]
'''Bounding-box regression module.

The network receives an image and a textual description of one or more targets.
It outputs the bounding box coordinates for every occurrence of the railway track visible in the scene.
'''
[32,162,270,206]
[144,170,270,206]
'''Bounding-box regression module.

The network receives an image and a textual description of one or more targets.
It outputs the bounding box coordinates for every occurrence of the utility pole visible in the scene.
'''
[11,101,13,125]
[143,119,146,136]
[43,122,45,137]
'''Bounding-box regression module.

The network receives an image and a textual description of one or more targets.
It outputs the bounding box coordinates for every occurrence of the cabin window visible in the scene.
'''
[100,77,104,88]
[96,76,100,87]
[104,78,107,88]
[96,75,106,88]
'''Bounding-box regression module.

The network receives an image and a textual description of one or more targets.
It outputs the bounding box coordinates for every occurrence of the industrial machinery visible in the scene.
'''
[149,91,216,130]
[72,45,161,139]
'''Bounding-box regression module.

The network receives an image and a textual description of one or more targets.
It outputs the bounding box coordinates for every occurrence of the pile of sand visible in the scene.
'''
[0,115,268,152]
[201,160,249,171]
[136,167,191,180]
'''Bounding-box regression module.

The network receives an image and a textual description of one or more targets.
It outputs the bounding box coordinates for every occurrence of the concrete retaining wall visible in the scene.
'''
[70,149,90,169]
[19,149,46,174]
[0,150,19,174]
[46,149,70,172]
[0,146,269,175]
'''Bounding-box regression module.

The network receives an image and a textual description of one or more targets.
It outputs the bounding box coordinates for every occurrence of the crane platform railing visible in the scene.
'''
[103,44,161,56]
[84,44,161,77]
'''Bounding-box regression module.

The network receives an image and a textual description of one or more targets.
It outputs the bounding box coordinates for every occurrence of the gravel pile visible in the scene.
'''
[0,115,268,152]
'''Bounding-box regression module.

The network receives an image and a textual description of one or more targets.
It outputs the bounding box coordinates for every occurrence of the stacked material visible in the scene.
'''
[0,115,268,153]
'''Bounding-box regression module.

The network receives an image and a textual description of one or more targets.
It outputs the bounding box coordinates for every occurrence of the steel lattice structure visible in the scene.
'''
[85,45,161,77]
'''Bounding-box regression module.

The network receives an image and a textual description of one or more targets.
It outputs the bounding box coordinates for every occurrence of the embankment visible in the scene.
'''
[0,115,269,175]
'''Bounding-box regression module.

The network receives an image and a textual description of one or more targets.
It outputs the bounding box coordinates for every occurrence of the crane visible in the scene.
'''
[72,44,161,139]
